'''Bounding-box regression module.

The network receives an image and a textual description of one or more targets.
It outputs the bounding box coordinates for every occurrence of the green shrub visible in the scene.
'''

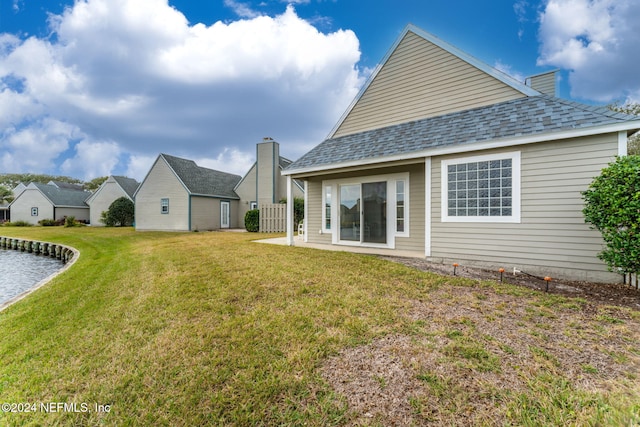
[101,197,135,227]
[582,155,640,276]
[4,220,33,227]
[279,197,305,230]
[244,209,259,232]
[64,216,77,227]
[38,219,58,226]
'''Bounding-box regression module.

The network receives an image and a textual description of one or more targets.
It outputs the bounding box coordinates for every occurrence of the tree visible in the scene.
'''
[582,155,640,279]
[85,176,108,192]
[101,197,135,226]
[0,185,13,204]
[608,102,640,155]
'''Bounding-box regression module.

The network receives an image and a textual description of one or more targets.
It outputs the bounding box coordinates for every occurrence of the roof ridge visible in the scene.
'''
[546,95,638,121]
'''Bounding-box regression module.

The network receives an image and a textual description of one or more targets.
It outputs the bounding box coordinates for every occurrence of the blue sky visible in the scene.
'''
[1,0,638,181]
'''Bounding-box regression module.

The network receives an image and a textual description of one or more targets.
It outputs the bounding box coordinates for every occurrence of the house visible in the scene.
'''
[0,183,27,222]
[134,154,242,231]
[9,182,91,224]
[234,137,304,225]
[282,24,640,283]
[47,180,85,191]
[85,176,140,226]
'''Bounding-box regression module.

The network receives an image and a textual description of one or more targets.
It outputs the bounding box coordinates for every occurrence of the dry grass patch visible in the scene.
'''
[322,276,640,426]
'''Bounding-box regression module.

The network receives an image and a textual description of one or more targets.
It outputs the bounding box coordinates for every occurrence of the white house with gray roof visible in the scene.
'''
[283,24,640,283]
[9,182,91,224]
[86,175,140,226]
[134,153,242,231]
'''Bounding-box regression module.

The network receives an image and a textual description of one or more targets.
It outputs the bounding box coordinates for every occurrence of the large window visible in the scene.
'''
[441,152,520,223]
[323,172,409,247]
[161,198,169,214]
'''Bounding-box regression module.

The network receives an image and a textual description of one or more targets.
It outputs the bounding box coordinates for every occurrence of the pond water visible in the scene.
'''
[0,249,65,306]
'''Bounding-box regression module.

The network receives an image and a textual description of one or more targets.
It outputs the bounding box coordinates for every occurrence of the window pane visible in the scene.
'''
[325,187,332,230]
[446,156,515,218]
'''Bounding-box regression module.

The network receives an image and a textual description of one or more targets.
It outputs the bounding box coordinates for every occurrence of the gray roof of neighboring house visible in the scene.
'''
[161,154,242,199]
[48,180,85,191]
[32,182,91,207]
[112,176,140,199]
[287,95,640,172]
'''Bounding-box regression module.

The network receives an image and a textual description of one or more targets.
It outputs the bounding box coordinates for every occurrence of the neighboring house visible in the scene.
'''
[1,183,27,222]
[9,182,91,224]
[85,176,140,226]
[234,137,304,225]
[47,181,85,191]
[135,154,242,231]
[282,24,640,283]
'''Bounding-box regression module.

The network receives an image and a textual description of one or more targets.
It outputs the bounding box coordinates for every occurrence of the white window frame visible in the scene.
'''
[161,198,169,214]
[322,172,410,248]
[31,207,38,216]
[395,179,409,237]
[322,185,332,232]
[250,201,257,210]
[441,151,521,223]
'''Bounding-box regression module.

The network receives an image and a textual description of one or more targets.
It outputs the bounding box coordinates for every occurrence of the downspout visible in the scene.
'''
[188,195,192,231]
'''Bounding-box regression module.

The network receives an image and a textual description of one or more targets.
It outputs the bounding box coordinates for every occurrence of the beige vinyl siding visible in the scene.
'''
[10,190,53,225]
[395,164,425,252]
[257,143,277,205]
[88,178,129,226]
[55,207,89,222]
[430,134,619,282]
[135,159,190,231]
[235,164,257,226]
[334,31,525,137]
[305,179,332,245]
[191,197,219,231]
[529,73,556,96]
[190,197,239,230]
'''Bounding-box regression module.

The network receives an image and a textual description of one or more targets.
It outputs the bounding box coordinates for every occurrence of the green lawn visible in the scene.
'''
[0,227,638,426]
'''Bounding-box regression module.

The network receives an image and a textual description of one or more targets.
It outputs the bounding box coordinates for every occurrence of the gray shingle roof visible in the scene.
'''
[48,180,85,191]
[288,95,640,172]
[33,183,91,207]
[112,176,140,199]
[161,154,241,199]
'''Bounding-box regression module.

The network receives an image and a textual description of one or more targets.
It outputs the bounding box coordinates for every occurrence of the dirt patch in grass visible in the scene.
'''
[380,257,640,311]
[321,257,640,426]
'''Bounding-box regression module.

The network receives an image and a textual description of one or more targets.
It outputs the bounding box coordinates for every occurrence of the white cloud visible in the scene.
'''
[537,0,640,102]
[196,148,255,177]
[493,60,526,85]
[0,118,75,173]
[60,140,122,180]
[0,0,363,180]
[224,0,262,18]
[125,154,157,182]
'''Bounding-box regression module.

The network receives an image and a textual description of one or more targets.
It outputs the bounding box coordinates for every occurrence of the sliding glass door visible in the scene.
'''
[339,184,360,241]
[339,182,387,244]
[362,182,387,244]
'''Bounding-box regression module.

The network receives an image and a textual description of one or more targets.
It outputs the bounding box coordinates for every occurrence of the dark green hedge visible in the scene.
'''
[245,209,259,232]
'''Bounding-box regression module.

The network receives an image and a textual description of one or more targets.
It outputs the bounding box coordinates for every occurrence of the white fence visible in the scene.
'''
[259,203,286,233]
